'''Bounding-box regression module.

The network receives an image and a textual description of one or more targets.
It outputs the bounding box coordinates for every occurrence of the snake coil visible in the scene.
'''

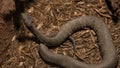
[22,14,118,68]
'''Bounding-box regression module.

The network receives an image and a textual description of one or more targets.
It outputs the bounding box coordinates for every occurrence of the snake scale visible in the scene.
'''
[22,13,118,68]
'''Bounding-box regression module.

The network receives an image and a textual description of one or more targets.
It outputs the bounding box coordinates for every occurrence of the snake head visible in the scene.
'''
[21,13,33,27]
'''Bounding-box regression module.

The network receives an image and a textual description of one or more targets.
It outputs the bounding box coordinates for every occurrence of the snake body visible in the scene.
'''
[22,14,118,68]
[39,43,117,68]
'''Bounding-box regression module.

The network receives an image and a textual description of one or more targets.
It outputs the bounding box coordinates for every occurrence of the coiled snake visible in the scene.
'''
[22,13,118,68]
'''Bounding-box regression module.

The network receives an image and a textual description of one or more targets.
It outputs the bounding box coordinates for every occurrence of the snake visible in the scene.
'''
[21,13,118,68]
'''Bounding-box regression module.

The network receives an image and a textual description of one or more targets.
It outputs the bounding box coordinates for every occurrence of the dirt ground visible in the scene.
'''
[1,0,120,68]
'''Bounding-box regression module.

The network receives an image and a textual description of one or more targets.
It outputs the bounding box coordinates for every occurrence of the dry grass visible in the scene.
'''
[1,0,120,68]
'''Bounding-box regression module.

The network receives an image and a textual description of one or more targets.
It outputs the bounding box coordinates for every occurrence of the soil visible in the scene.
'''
[1,0,120,68]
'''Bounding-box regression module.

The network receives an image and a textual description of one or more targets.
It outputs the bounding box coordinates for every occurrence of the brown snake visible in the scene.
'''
[22,13,118,68]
